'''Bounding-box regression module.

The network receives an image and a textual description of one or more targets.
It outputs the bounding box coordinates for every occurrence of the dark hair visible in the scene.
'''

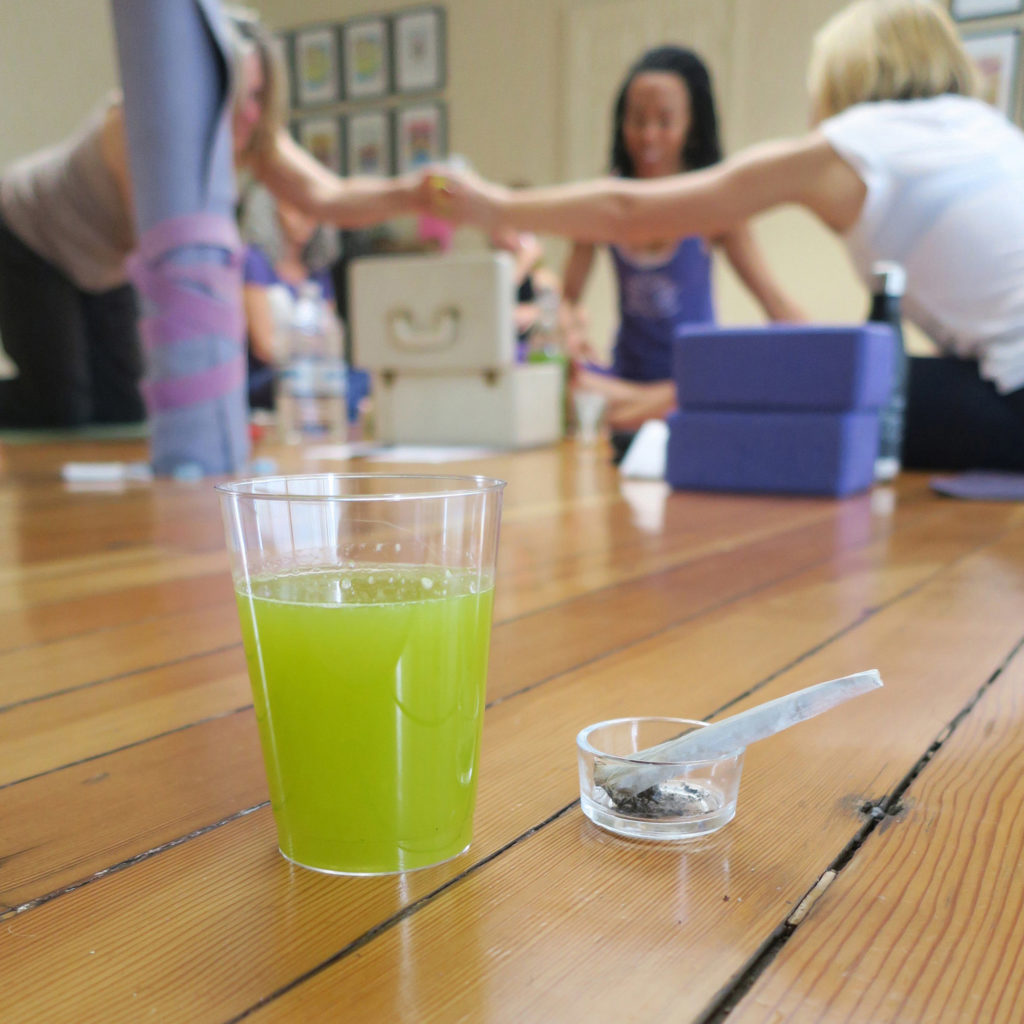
[610,46,721,177]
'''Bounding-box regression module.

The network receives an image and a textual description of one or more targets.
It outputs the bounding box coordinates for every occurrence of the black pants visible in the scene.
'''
[903,356,1024,471]
[0,216,145,427]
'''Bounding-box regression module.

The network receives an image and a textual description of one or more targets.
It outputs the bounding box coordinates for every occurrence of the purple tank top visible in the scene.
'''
[243,246,335,300]
[611,237,715,381]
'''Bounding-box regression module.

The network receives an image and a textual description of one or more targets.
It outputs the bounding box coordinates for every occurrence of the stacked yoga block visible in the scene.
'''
[666,324,897,496]
[348,252,563,447]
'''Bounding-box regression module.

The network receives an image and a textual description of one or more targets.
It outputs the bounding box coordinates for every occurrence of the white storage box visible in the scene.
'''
[374,363,564,448]
[349,252,516,372]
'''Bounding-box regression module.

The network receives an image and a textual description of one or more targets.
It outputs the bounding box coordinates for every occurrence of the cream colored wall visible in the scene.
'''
[0,3,119,168]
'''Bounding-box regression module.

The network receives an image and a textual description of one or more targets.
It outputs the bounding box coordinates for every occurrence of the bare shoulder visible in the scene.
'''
[774,132,866,232]
[98,99,125,145]
[98,100,133,202]
[724,132,865,231]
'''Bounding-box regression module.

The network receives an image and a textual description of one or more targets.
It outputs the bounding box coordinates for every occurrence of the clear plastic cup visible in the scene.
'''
[217,473,505,874]
[572,390,607,444]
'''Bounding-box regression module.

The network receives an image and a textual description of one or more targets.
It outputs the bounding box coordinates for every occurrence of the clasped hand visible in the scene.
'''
[413,167,506,230]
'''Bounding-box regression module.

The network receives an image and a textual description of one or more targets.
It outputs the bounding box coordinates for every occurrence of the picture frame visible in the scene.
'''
[346,111,393,176]
[298,116,344,174]
[962,29,1021,117]
[294,25,341,106]
[395,102,447,173]
[952,0,1023,20]
[341,17,390,100]
[392,7,446,94]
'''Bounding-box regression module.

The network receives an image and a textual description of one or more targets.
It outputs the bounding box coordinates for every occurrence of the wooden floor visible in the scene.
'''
[3,437,1024,1022]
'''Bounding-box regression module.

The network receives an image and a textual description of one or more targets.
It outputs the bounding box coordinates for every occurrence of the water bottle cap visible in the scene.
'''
[870,261,906,296]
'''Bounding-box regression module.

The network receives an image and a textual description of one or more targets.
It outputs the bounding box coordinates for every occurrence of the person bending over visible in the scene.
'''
[0,12,422,429]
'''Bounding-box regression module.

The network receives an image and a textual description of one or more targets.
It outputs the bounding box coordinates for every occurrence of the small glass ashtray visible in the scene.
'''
[577,717,745,840]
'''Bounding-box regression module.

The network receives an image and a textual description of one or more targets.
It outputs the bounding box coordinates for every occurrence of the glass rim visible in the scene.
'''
[576,717,744,764]
[214,472,507,503]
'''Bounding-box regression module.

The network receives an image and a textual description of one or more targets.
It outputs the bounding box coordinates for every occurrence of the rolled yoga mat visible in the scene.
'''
[111,0,249,475]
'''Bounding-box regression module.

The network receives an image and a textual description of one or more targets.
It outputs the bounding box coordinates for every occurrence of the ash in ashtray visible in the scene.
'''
[612,780,722,819]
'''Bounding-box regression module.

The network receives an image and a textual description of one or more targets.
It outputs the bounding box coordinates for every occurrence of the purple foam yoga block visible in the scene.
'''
[673,324,896,412]
[666,409,880,497]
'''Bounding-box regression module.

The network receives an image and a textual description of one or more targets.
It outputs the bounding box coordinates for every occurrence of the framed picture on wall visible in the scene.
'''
[395,102,447,172]
[346,111,392,176]
[294,25,340,106]
[952,0,1023,20]
[342,17,390,100]
[962,30,1021,117]
[393,7,446,93]
[298,116,344,173]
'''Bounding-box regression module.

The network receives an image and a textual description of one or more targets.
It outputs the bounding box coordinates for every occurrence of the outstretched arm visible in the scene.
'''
[438,133,865,247]
[716,224,808,323]
[253,129,421,228]
[242,284,278,364]
[560,242,597,361]
[573,367,677,431]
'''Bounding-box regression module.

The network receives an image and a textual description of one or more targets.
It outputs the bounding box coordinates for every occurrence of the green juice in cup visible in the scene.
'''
[236,565,494,874]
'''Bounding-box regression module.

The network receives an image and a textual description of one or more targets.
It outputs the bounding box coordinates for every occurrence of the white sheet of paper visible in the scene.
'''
[618,420,668,479]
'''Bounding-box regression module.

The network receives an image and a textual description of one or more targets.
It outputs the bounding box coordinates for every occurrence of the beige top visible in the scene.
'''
[0,104,134,293]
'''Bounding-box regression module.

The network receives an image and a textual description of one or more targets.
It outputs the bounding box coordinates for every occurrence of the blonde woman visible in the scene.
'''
[0,12,420,429]
[436,0,1024,471]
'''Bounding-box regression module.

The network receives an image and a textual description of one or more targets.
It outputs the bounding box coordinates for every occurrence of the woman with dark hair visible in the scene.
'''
[559,46,804,449]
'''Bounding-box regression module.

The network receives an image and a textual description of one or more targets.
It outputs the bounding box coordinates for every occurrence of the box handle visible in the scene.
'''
[388,307,460,352]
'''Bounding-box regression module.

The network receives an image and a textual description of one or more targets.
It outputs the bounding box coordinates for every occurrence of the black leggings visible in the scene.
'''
[0,216,144,428]
[903,356,1024,471]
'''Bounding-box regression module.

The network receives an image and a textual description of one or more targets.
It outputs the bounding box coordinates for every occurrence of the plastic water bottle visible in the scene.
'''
[277,282,347,444]
[868,261,908,482]
[526,285,565,366]
[526,285,570,434]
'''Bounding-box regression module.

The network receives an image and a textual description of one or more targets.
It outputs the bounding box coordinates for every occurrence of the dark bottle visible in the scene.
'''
[868,261,908,481]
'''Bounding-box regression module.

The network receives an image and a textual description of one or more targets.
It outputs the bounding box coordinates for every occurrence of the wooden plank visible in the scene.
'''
[494,491,844,620]
[0,711,266,915]
[0,648,251,787]
[0,603,243,708]
[1,492,1009,901]
[0,548,227,613]
[725,636,1024,1023]
[4,520,1024,1022]
[0,572,235,655]
[0,487,227,565]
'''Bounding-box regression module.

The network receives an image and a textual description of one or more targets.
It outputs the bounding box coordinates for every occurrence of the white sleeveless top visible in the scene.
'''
[822,95,1024,393]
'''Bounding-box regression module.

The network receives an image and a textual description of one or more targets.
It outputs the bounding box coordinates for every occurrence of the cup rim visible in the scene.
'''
[576,716,744,764]
[215,472,507,503]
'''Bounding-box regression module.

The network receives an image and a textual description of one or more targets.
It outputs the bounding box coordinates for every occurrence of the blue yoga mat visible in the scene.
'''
[111,0,248,476]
